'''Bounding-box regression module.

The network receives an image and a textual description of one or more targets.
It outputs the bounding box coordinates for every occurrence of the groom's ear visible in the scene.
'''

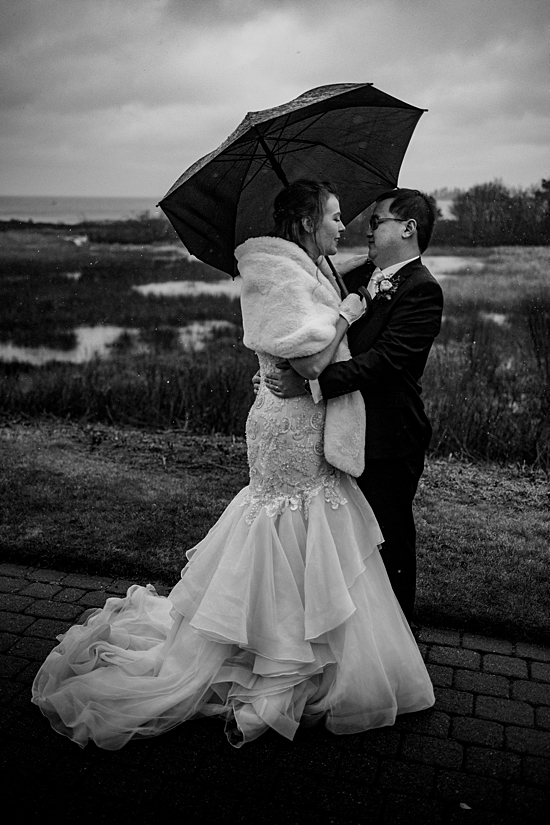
[402,219,417,238]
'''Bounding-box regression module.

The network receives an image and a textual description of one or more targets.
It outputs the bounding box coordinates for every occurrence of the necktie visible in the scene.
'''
[367,267,385,299]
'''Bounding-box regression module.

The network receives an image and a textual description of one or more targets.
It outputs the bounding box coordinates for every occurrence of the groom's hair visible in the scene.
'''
[376,188,437,253]
[271,179,339,251]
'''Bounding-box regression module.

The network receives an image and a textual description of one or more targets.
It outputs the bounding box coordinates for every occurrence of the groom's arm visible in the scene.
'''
[318,280,443,399]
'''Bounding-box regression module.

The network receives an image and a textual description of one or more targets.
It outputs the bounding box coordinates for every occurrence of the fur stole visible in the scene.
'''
[235,236,365,478]
[235,236,340,359]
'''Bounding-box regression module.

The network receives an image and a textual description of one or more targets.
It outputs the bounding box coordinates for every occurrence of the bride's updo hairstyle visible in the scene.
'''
[271,179,339,251]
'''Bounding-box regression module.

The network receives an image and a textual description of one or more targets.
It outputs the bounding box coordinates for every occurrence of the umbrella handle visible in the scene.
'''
[324,256,349,297]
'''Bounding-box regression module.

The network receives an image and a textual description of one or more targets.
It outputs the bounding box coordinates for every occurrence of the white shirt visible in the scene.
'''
[309,256,420,403]
[376,255,419,280]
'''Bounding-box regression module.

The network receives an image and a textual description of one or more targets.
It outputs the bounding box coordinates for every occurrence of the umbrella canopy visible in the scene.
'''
[158,83,426,275]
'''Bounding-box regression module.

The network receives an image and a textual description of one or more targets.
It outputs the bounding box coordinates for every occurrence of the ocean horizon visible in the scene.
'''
[0,195,455,224]
[0,195,162,224]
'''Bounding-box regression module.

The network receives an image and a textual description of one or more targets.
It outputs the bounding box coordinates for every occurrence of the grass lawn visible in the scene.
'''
[1,417,548,645]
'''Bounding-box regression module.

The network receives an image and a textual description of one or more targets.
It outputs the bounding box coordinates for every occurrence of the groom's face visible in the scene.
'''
[367,198,405,269]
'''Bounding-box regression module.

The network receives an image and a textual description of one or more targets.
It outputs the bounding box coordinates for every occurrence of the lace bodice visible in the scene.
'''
[242,352,347,523]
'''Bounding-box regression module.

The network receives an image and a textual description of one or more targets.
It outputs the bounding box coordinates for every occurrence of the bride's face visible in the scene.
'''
[313,194,345,257]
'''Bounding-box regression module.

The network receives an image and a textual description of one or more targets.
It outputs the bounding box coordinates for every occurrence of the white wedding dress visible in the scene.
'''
[32,352,434,749]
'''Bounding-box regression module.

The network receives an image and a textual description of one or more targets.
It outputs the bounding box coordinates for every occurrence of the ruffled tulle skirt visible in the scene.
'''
[32,476,434,749]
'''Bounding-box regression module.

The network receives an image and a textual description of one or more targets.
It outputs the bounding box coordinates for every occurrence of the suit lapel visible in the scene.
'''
[347,259,423,355]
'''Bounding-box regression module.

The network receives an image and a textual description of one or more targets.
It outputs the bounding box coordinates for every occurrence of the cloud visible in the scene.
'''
[0,0,548,195]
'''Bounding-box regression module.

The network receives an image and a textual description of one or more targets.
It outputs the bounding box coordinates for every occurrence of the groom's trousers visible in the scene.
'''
[357,450,425,623]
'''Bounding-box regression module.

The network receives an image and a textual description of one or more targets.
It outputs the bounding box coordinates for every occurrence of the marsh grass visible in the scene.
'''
[423,247,550,468]
[0,249,240,346]
[1,235,549,466]
[0,344,257,433]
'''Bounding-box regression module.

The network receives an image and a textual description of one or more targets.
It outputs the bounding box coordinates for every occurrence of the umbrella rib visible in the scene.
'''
[260,108,399,183]
[254,128,289,186]
[274,137,397,183]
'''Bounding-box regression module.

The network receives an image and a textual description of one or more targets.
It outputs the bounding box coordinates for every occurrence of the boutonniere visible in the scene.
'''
[372,272,402,301]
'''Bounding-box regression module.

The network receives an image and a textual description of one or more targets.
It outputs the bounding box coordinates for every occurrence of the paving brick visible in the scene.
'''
[454,669,509,698]
[535,706,550,730]
[522,755,550,786]
[0,576,26,594]
[451,716,504,748]
[0,632,18,652]
[61,573,114,590]
[78,608,98,623]
[109,580,136,595]
[27,568,67,583]
[0,593,34,612]
[319,781,387,820]
[506,783,547,817]
[0,679,26,705]
[22,618,72,640]
[435,769,503,810]
[515,642,550,663]
[334,750,379,784]
[53,587,86,603]
[483,654,528,679]
[353,727,401,757]
[0,653,30,677]
[77,591,111,608]
[15,660,41,685]
[506,726,550,757]
[531,662,550,683]
[511,680,550,706]
[475,695,534,727]
[0,612,35,633]
[0,563,30,576]
[394,709,450,739]
[378,759,435,797]
[23,600,82,621]
[434,687,473,715]
[19,582,62,599]
[426,663,453,687]
[461,633,513,655]
[428,646,480,671]
[274,737,343,779]
[401,733,463,769]
[464,745,522,781]
[417,627,461,646]
[10,687,37,713]
[10,637,56,661]
[382,792,444,824]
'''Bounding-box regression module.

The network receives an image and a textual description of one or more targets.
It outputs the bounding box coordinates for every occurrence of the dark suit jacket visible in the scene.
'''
[318,258,444,460]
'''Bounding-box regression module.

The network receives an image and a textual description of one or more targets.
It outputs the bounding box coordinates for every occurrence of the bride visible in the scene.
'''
[32,179,434,749]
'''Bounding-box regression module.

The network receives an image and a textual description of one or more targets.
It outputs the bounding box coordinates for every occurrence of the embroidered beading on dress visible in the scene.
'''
[241,352,348,525]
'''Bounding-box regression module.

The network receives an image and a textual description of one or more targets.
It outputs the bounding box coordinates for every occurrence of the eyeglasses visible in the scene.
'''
[369,216,406,231]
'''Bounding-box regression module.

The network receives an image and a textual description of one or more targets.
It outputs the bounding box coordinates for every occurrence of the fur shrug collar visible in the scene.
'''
[235,236,341,359]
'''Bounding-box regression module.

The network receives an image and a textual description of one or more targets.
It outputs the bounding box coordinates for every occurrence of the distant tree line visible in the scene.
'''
[431,178,550,246]
[341,178,550,247]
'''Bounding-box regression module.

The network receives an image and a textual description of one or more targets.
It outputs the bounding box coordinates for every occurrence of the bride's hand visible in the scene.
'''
[337,254,371,276]
[339,293,366,325]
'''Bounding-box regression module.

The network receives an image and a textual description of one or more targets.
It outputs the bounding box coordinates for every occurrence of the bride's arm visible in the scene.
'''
[287,292,366,379]
[288,316,350,380]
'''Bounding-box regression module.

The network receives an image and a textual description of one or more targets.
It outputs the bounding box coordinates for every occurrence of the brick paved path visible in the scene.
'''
[1,562,549,823]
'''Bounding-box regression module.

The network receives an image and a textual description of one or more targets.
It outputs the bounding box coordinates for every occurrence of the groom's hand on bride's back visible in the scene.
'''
[265,361,308,398]
[252,365,305,398]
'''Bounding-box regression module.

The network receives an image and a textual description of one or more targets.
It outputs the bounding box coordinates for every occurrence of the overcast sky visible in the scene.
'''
[1,0,548,198]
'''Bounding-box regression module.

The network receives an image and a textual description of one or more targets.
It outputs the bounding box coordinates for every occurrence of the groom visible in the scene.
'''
[269,188,443,623]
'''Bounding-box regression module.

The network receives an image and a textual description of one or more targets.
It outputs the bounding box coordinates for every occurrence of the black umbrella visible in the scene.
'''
[158,83,426,283]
